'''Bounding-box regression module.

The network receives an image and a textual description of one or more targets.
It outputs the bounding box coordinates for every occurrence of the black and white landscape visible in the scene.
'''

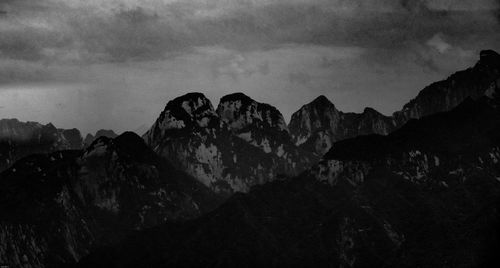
[1,1,500,267]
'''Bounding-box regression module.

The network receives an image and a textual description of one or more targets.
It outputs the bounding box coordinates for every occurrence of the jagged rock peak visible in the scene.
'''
[85,131,156,163]
[291,95,338,118]
[394,49,500,123]
[158,92,217,129]
[363,107,382,115]
[165,92,214,117]
[219,92,254,103]
[479,49,500,60]
[216,92,288,132]
[114,131,156,158]
[143,92,218,146]
[477,49,500,69]
[310,95,335,107]
[84,129,117,146]
[61,128,84,148]
[289,95,340,145]
[167,92,215,117]
[0,119,42,140]
[95,129,118,138]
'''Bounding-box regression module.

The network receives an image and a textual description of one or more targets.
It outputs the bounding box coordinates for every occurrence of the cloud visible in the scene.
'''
[288,72,312,85]
[0,0,499,92]
[1,0,499,65]
[201,47,270,80]
[0,60,52,84]
[426,33,451,53]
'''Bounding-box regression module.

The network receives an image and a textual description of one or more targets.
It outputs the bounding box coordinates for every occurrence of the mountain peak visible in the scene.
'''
[143,92,218,147]
[311,95,333,105]
[478,49,500,69]
[84,129,118,147]
[217,92,287,132]
[363,107,380,115]
[165,92,214,117]
[219,92,254,104]
[85,131,156,162]
[289,95,341,150]
[158,92,217,129]
[480,49,499,59]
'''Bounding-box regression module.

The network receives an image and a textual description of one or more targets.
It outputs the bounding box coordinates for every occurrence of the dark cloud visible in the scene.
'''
[1,0,499,66]
[0,61,52,84]
[70,7,186,62]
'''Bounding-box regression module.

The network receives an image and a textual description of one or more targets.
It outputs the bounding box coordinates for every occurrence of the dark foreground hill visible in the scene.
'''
[0,132,221,267]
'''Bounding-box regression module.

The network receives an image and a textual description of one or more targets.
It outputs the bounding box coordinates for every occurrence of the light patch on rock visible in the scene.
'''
[276,144,285,157]
[313,159,369,186]
[181,101,193,115]
[162,112,186,130]
[197,117,210,127]
[84,140,108,158]
[295,134,309,146]
[383,221,403,247]
[237,132,252,142]
[260,138,272,153]
[228,176,249,193]
[95,190,120,213]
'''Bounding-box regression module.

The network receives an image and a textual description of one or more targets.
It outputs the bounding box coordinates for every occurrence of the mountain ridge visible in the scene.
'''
[143,92,317,195]
[77,94,500,267]
[0,119,84,171]
[289,50,500,156]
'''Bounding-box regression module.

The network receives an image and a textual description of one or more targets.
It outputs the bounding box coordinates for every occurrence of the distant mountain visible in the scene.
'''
[132,124,150,136]
[289,96,395,156]
[0,119,83,171]
[77,92,500,268]
[0,132,220,267]
[393,49,500,123]
[289,50,500,156]
[83,129,118,147]
[143,92,317,195]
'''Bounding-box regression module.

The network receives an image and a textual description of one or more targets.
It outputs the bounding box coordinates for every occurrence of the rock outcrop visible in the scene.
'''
[143,92,317,195]
[0,119,83,171]
[83,129,118,147]
[289,96,395,156]
[289,50,500,156]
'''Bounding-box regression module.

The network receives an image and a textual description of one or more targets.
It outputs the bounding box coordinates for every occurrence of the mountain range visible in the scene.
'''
[0,119,83,172]
[289,49,500,156]
[0,50,498,267]
[78,92,500,267]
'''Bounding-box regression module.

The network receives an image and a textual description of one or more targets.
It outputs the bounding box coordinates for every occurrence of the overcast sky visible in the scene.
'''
[0,0,499,134]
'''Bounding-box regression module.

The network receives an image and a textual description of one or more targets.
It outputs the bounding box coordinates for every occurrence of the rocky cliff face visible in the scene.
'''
[289,96,396,156]
[289,50,500,156]
[394,49,500,123]
[83,129,118,147]
[0,119,83,171]
[143,92,317,195]
[77,94,500,268]
[217,92,288,133]
[0,132,219,267]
